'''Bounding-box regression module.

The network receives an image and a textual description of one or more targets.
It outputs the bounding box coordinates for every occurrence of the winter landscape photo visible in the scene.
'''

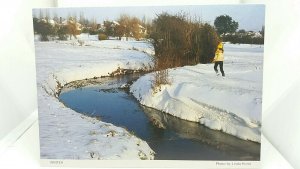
[33,5,264,163]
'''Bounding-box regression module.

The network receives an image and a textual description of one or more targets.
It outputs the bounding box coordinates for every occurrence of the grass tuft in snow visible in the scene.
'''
[138,150,148,160]
[152,70,171,94]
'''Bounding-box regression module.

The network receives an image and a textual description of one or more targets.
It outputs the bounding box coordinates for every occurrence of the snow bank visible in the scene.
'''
[130,44,263,143]
[36,38,155,159]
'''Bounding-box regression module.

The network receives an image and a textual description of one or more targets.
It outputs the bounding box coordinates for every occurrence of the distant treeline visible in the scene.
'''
[221,31,264,44]
[33,13,150,41]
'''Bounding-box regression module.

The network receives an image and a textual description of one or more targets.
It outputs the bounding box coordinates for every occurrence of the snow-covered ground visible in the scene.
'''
[49,34,154,56]
[130,43,263,143]
[35,36,155,159]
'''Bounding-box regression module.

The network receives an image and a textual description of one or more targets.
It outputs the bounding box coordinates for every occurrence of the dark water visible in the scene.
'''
[59,74,260,160]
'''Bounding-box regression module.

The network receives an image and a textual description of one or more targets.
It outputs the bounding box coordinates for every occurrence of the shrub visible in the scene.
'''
[81,27,90,33]
[191,23,219,63]
[57,26,68,40]
[151,13,220,66]
[34,20,54,41]
[98,33,107,40]
[89,29,99,35]
[149,13,220,90]
[151,13,188,67]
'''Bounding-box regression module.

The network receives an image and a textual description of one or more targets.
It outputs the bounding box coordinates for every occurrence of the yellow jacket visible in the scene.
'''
[214,49,224,62]
[213,42,224,62]
[217,42,223,49]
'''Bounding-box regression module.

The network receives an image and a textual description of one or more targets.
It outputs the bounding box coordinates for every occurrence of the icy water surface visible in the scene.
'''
[59,74,260,160]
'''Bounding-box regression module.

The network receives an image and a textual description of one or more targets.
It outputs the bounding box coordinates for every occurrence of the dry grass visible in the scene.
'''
[151,56,171,94]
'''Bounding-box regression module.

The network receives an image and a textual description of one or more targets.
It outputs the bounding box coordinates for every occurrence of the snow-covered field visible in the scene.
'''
[35,35,155,159]
[130,43,263,143]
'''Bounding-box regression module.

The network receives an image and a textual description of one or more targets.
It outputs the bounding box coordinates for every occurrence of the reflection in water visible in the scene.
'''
[142,106,260,160]
[59,74,260,160]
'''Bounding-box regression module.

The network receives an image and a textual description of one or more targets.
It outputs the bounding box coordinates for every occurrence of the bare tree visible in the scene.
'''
[66,17,79,39]
[130,17,143,40]
[118,14,131,40]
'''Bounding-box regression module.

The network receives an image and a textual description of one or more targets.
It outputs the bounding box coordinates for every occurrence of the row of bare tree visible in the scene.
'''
[102,14,149,40]
[33,17,82,41]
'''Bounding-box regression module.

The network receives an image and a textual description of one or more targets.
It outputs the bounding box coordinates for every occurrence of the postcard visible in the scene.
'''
[33,4,264,168]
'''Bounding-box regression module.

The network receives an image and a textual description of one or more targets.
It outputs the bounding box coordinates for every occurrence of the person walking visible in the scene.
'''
[213,42,225,77]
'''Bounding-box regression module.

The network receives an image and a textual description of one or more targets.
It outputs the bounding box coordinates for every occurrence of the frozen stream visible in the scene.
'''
[59,74,260,160]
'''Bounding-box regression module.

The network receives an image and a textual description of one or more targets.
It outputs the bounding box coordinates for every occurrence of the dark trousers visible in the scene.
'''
[214,61,225,76]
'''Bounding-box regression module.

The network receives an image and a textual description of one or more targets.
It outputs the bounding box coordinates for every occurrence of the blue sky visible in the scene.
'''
[33,4,265,31]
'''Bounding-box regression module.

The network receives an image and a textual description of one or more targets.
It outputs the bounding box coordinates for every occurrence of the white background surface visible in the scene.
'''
[0,0,56,140]
[0,0,299,168]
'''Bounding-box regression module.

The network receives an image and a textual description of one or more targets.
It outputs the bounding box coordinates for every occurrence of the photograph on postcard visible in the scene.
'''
[33,4,264,163]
